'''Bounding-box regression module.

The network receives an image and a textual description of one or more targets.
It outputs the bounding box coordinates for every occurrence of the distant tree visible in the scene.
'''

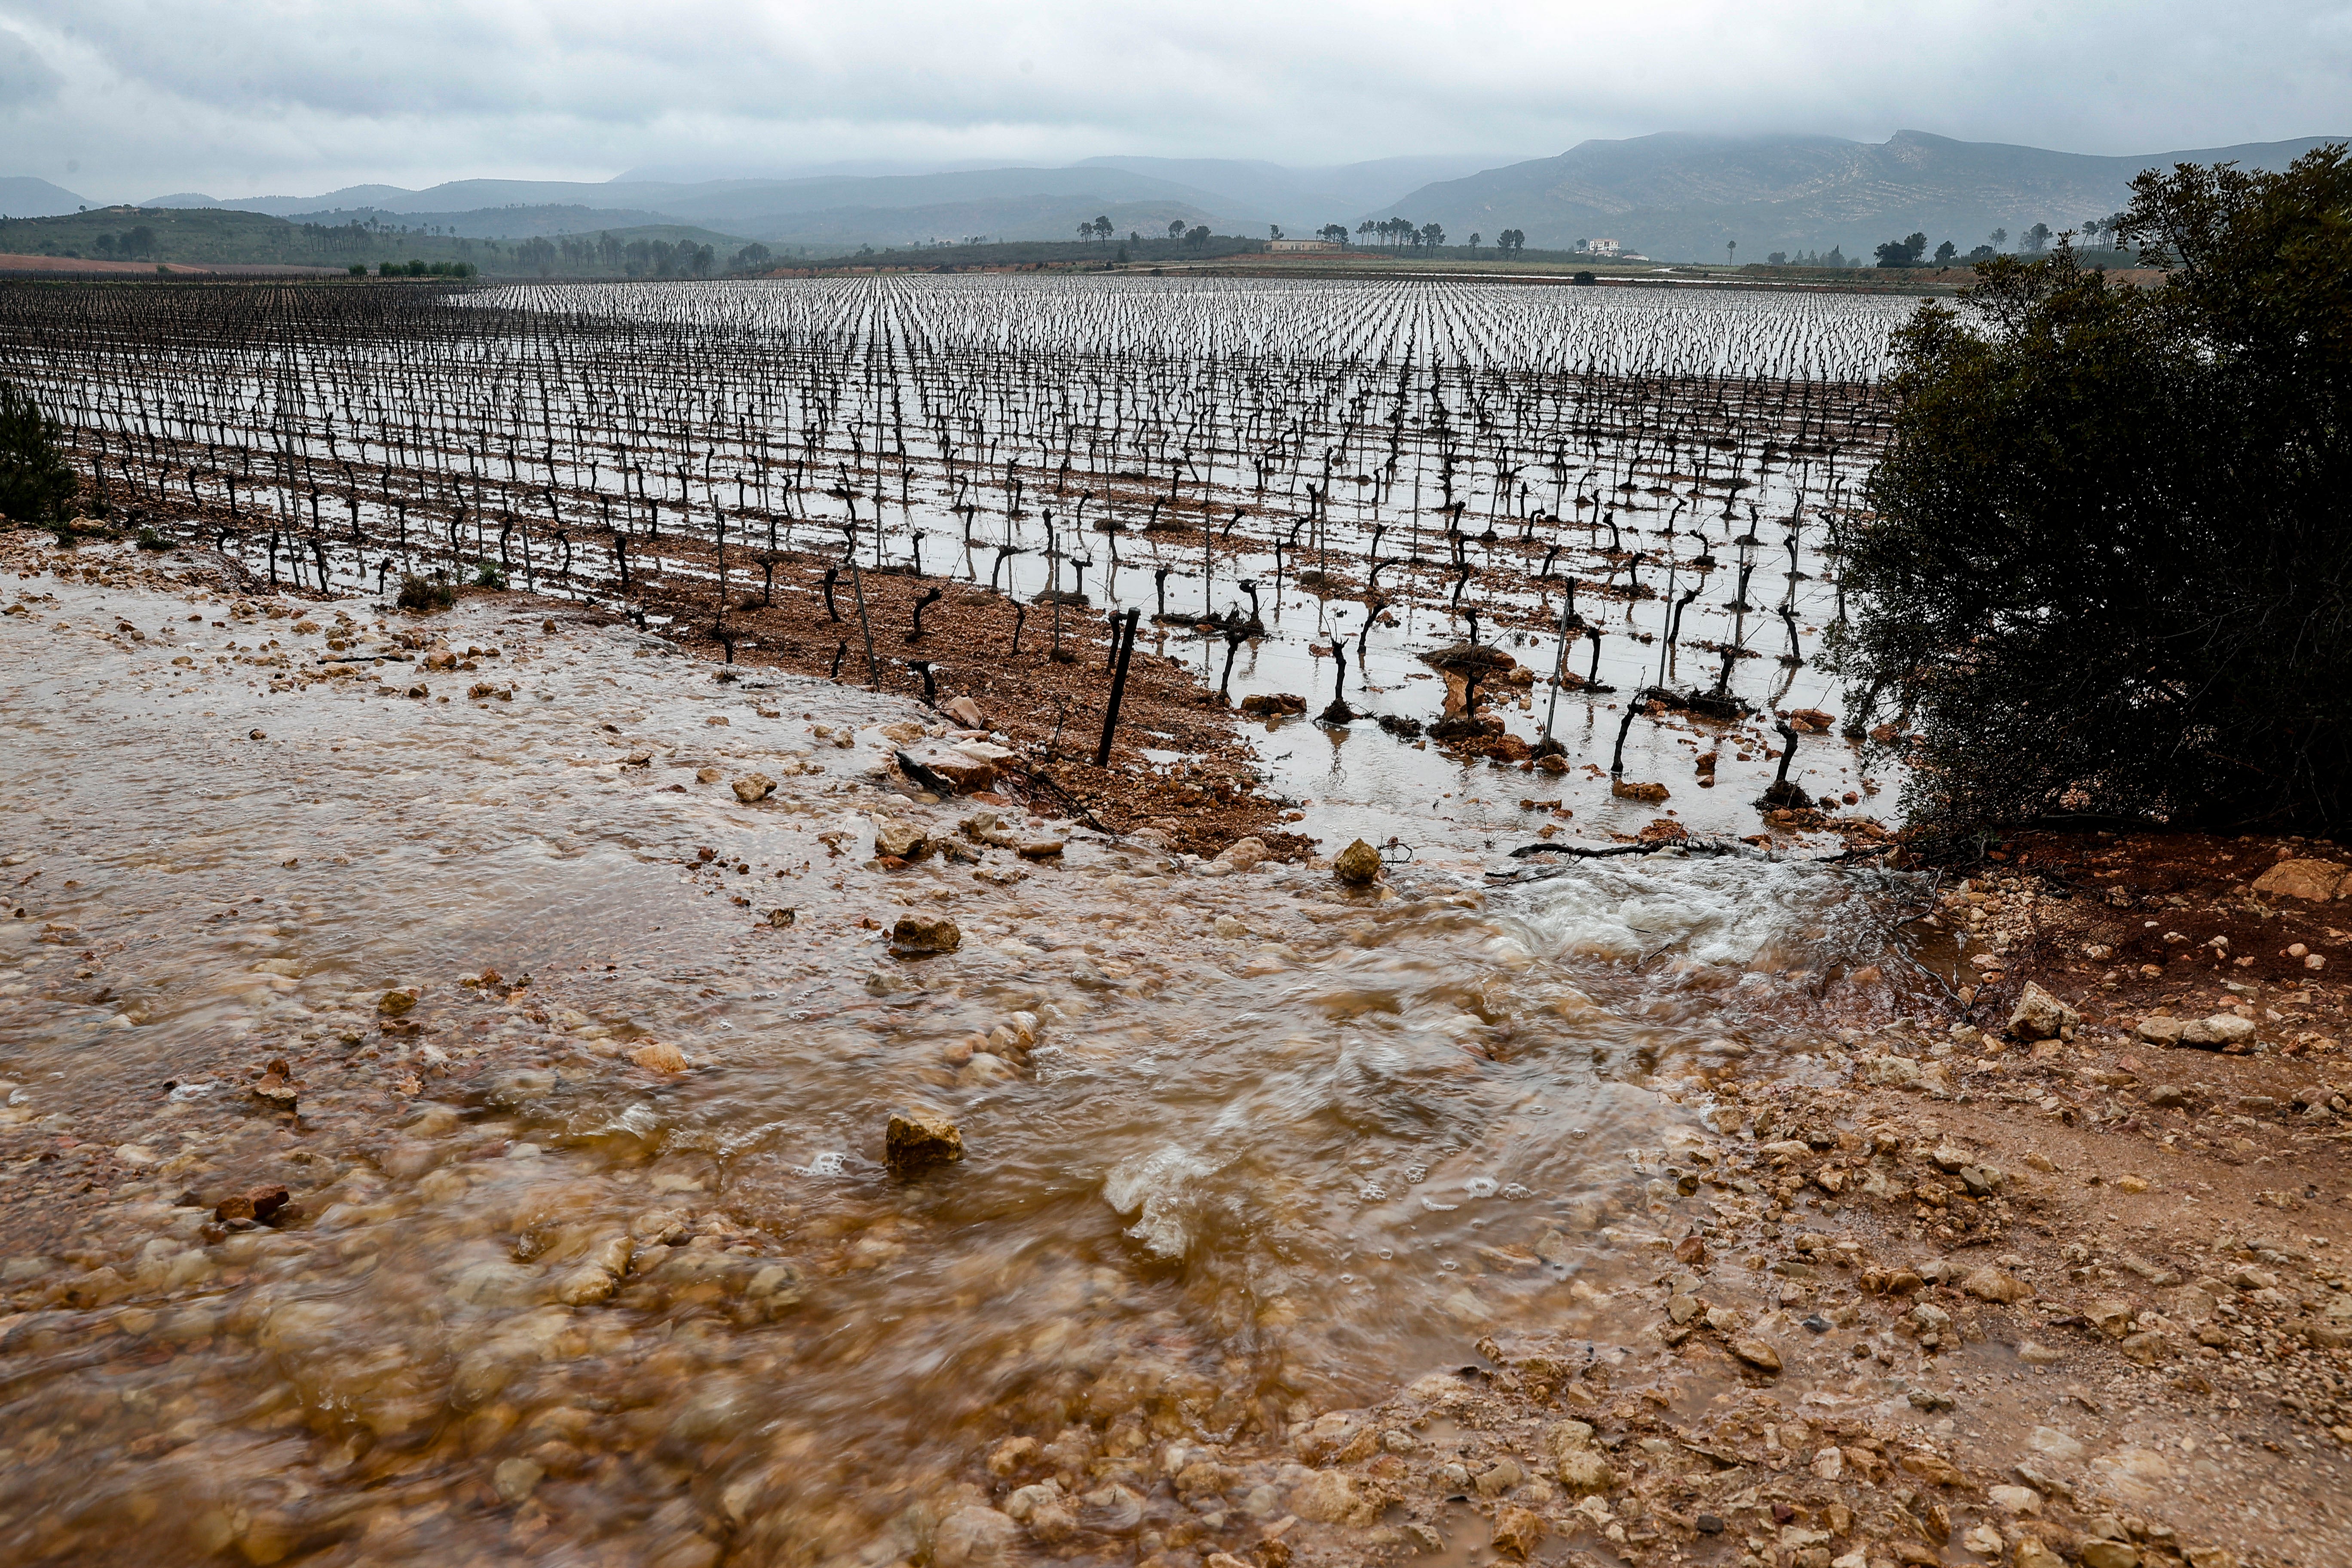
[1767,251,1788,265]
[1419,222,1444,248]
[1356,220,1375,242]
[1933,240,1957,265]
[1168,219,1186,240]
[1989,227,2008,250]
[2023,221,2052,253]
[1269,224,1283,241]
[1825,245,1847,267]
[1726,238,1737,266]
[733,242,772,269]
[1318,224,1348,244]
[1497,228,1525,254]
[1185,224,1210,250]
[126,225,156,256]
[1874,232,1928,268]
[1967,244,1997,263]
[0,380,80,531]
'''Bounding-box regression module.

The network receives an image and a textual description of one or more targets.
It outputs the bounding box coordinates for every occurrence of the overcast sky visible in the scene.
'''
[5,0,2348,200]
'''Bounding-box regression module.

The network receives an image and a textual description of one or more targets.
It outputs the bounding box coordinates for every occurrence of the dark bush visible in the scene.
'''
[0,380,80,532]
[396,574,456,612]
[1829,145,2352,836]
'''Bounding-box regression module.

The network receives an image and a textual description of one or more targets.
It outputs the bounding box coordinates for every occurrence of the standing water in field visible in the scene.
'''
[0,275,1930,1565]
[4,276,1921,842]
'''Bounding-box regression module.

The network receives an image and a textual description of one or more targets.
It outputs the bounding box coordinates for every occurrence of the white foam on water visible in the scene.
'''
[1502,855,1868,971]
[1103,1145,1219,1257]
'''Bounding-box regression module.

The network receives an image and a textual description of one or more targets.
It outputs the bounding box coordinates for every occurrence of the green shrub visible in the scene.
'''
[0,380,80,533]
[1829,144,2352,836]
[348,263,367,276]
[396,574,456,612]
[473,561,508,590]
[135,525,172,551]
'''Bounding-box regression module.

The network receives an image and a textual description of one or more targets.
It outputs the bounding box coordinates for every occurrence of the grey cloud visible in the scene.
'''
[0,24,61,109]
[3,0,2345,202]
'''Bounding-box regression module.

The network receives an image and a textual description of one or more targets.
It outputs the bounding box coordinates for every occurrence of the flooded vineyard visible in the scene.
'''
[0,278,1972,1568]
[6,275,1917,843]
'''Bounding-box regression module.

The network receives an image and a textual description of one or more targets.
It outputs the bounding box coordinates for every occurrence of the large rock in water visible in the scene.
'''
[2252,858,2345,901]
[1333,839,1383,886]
[885,1108,964,1172]
[897,743,995,795]
[891,913,961,953]
[2008,981,2079,1040]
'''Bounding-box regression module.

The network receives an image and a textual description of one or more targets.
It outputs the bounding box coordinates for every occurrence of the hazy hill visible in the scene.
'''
[1075,154,1527,224]
[1372,131,2347,261]
[0,176,90,218]
[129,159,1507,248]
[0,205,745,273]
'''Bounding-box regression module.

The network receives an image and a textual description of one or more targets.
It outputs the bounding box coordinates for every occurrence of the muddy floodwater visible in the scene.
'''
[0,544,1940,1566]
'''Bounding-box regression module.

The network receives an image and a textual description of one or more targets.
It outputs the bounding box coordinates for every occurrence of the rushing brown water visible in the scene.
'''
[0,545,1914,1566]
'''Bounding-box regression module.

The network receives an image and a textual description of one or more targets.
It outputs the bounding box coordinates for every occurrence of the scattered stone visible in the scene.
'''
[1490,1504,1544,1559]
[628,1040,689,1074]
[897,744,996,796]
[943,695,986,728]
[2143,1012,2260,1048]
[1865,1054,1922,1088]
[2251,858,2345,901]
[1962,1267,2034,1304]
[891,913,961,953]
[871,815,930,861]
[1333,839,1384,886]
[250,1058,299,1108]
[2009,981,2079,1041]
[885,1108,964,1172]
[1288,1468,1380,1526]
[378,989,417,1017]
[1547,1427,1617,1495]
[731,772,776,803]
[1730,1337,1783,1373]
[1216,837,1270,871]
[556,1263,619,1306]
[492,1457,545,1504]
[1611,779,1670,802]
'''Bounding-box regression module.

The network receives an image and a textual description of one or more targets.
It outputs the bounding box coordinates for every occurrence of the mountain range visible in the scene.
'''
[1376,131,2344,259]
[8,133,2341,260]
